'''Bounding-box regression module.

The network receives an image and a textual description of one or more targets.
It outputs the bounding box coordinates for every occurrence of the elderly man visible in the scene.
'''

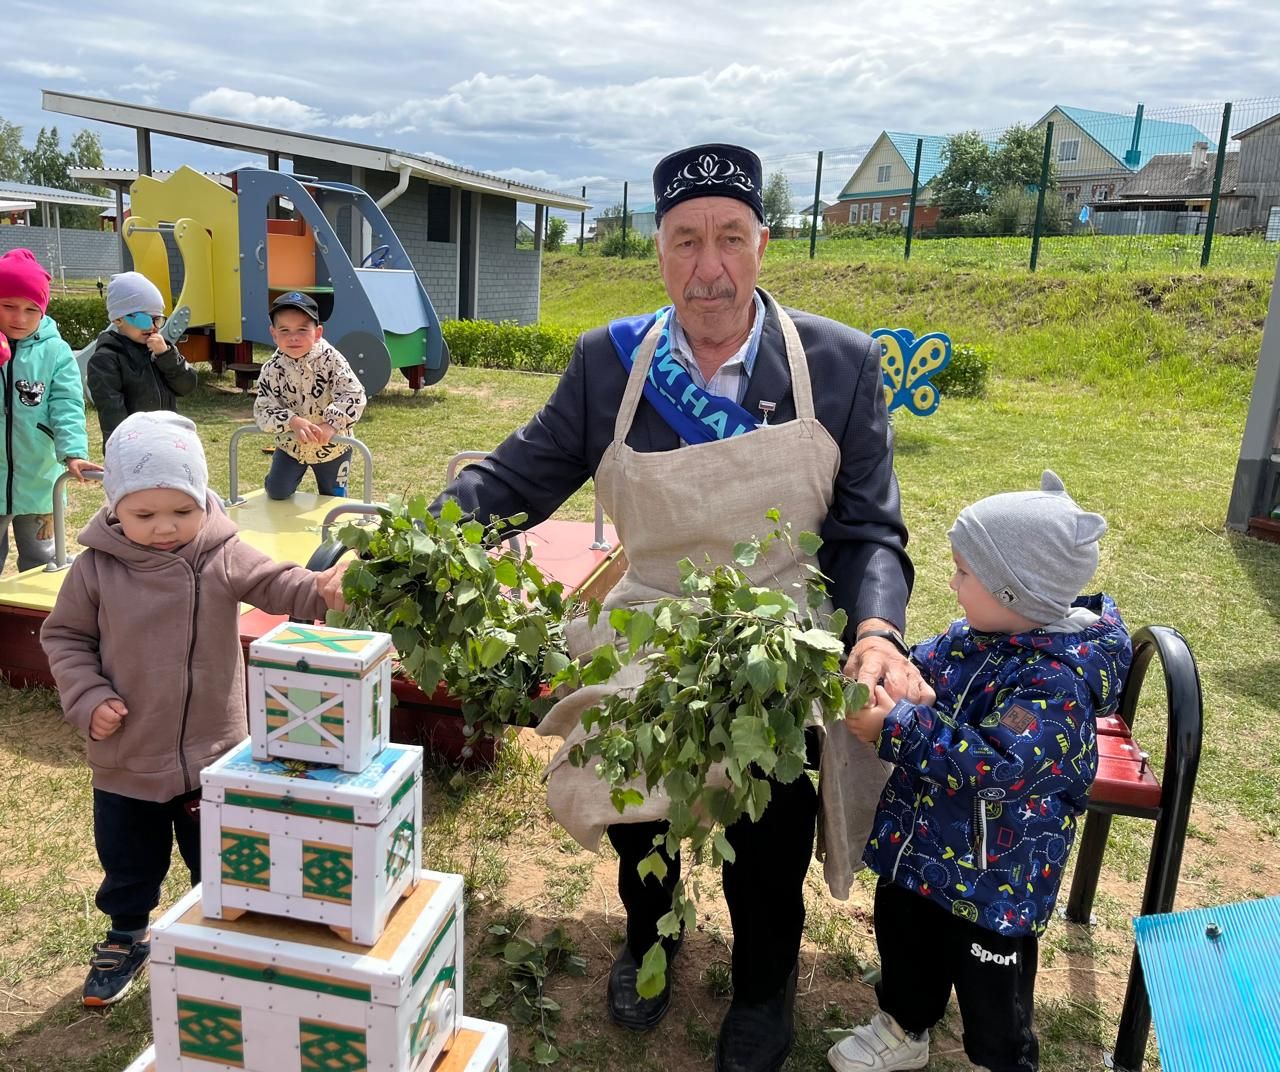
[436,144,916,1072]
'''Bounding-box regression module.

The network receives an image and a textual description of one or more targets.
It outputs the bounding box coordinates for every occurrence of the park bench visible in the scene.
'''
[1064,625,1204,1072]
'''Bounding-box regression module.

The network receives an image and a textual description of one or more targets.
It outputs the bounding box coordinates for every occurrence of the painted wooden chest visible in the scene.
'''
[201,739,422,945]
[149,871,464,1072]
[248,622,393,773]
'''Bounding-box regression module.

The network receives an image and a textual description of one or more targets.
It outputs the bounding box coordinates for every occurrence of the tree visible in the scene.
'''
[545,216,567,252]
[0,119,24,182]
[929,131,993,218]
[991,123,1053,193]
[762,171,792,233]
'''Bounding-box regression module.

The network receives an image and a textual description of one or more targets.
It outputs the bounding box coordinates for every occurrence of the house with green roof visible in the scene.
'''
[1030,105,1216,209]
[823,131,950,232]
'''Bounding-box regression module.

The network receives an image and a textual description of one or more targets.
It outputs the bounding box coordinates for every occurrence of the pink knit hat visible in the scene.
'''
[0,249,52,313]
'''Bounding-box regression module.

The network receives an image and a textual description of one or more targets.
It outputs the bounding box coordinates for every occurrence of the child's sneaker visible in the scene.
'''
[827,1011,929,1071]
[82,931,150,1007]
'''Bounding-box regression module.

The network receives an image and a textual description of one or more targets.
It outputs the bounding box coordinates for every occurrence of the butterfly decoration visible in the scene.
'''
[873,328,952,416]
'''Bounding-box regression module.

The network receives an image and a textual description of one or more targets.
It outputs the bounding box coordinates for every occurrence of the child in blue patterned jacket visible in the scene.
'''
[829,471,1132,1072]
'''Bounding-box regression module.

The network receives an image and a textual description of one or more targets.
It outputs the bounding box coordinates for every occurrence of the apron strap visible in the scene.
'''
[612,316,664,442]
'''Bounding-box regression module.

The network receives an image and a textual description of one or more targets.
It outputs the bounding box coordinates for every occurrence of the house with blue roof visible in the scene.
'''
[1030,105,1216,210]
[824,131,950,232]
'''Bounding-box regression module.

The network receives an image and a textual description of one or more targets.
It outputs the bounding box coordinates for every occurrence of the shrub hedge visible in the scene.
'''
[47,295,107,349]
[441,319,578,374]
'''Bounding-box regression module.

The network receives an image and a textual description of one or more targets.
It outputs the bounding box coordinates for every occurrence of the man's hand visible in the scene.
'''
[316,560,351,611]
[145,333,168,356]
[844,631,935,706]
[844,683,895,743]
[89,698,128,740]
[66,457,103,482]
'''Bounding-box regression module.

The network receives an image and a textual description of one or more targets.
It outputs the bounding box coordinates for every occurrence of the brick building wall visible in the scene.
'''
[823,199,940,232]
[474,194,539,324]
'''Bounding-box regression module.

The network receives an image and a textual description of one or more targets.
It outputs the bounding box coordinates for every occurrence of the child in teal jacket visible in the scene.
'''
[0,249,98,572]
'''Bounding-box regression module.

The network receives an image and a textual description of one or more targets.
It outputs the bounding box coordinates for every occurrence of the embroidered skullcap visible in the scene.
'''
[653,144,764,227]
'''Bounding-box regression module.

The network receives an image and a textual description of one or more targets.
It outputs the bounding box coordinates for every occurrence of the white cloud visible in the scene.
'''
[7,59,83,79]
[189,87,325,129]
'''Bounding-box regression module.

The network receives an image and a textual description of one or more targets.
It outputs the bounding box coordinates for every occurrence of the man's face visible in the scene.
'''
[0,298,43,341]
[656,197,768,342]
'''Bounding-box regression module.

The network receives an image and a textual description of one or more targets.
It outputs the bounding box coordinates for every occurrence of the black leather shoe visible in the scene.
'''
[607,937,682,1031]
[714,964,798,1072]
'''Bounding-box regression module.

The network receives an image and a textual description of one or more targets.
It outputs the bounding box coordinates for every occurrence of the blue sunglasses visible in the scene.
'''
[123,311,166,330]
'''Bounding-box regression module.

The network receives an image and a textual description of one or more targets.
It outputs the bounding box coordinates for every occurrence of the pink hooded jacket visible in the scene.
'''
[41,497,328,801]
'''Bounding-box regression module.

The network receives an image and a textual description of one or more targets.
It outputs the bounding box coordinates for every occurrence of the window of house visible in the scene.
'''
[873,202,882,222]
[848,205,856,223]
[1058,139,1080,163]
[860,203,870,222]
[876,164,892,183]
[1064,191,1077,207]
[426,184,453,243]
[889,206,898,217]
[1091,183,1112,201]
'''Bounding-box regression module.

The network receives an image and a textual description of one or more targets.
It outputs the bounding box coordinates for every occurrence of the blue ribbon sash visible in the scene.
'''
[607,307,759,445]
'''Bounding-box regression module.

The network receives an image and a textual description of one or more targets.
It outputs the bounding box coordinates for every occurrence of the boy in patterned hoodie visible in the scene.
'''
[253,291,366,499]
[829,472,1132,1072]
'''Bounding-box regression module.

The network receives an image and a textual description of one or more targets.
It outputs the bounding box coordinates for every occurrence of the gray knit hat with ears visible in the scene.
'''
[947,470,1107,625]
[103,411,208,510]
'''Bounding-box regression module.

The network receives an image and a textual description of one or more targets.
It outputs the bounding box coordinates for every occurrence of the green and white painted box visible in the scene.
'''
[119,1015,505,1072]
[201,739,422,945]
[150,870,463,1072]
[248,622,393,773]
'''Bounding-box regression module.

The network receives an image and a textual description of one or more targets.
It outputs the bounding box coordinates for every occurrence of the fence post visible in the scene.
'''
[809,150,824,259]
[621,181,629,259]
[1201,102,1233,268]
[1029,121,1054,272]
[579,185,586,253]
[905,138,923,261]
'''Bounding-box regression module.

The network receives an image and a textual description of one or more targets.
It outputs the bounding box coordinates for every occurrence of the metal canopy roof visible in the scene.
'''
[0,178,114,209]
[43,90,589,212]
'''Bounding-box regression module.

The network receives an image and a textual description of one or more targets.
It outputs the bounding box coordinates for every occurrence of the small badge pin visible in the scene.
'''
[758,400,776,425]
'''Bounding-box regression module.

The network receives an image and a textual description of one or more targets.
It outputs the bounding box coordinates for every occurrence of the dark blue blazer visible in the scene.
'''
[442,297,914,645]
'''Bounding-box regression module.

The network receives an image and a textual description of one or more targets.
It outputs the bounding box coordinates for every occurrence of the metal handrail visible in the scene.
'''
[48,470,104,570]
[320,502,384,543]
[227,427,374,505]
[443,450,611,552]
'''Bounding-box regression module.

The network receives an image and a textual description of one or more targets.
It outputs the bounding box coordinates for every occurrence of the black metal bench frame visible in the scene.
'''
[1063,625,1204,1071]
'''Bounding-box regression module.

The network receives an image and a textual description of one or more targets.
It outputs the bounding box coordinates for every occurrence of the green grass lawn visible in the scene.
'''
[2,250,1279,1071]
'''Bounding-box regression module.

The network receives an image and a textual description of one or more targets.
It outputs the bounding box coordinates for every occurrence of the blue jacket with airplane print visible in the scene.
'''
[863,593,1132,937]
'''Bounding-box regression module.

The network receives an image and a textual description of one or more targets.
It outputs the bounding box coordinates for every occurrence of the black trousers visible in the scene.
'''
[607,767,818,1004]
[874,880,1040,1072]
[94,787,202,933]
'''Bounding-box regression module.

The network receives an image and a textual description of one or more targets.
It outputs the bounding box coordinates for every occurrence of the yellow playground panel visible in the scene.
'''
[123,166,242,342]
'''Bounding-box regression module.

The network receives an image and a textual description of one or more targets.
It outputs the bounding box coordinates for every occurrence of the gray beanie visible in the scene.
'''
[947,470,1107,626]
[106,271,165,322]
[103,411,208,510]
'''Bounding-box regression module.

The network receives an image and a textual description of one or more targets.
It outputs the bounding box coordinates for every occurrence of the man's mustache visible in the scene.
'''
[683,282,736,302]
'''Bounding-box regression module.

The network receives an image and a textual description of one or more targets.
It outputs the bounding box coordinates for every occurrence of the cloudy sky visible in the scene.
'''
[3,0,1278,218]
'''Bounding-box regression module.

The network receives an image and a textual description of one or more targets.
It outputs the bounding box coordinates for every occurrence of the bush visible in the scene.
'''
[926,214,993,238]
[545,217,568,253]
[935,343,990,398]
[441,319,578,374]
[600,230,655,258]
[826,220,903,240]
[47,295,107,349]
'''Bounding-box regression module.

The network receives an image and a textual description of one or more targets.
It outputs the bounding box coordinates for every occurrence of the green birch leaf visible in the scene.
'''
[797,530,823,556]
[636,944,667,999]
[493,558,520,588]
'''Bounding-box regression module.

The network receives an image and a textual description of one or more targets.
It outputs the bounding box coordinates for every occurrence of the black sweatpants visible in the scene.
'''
[94,787,202,933]
[607,767,818,1004]
[874,880,1040,1072]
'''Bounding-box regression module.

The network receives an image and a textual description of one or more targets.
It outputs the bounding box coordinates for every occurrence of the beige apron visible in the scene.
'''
[536,292,890,899]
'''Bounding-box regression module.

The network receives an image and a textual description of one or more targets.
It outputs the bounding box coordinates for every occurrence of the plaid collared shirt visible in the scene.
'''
[667,291,766,406]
